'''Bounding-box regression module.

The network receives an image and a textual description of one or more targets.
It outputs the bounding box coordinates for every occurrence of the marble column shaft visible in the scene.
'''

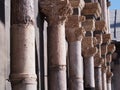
[10,0,37,90]
[40,1,72,90]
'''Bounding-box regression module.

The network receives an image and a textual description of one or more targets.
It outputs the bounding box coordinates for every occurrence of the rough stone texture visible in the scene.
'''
[81,2,101,18]
[10,0,37,90]
[70,0,85,8]
[82,19,95,31]
[95,20,107,33]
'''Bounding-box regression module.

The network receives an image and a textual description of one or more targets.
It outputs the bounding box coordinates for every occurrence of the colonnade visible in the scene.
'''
[9,0,115,90]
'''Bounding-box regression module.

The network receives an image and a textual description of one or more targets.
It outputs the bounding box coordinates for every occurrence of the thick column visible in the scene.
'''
[106,44,115,90]
[10,0,37,90]
[101,34,111,90]
[94,20,107,90]
[40,1,72,90]
[65,1,85,90]
[66,16,85,90]
[82,19,97,90]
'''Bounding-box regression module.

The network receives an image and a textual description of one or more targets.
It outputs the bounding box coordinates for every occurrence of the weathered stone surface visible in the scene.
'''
[82,19,95,31]
[70,0,85,9]
[82,2,101,18]
[94,53,104,67]
[95,20,107,33]
[40,0,73,25]
[102,34,111,44]
[107,44,116,54]
[94,34,102,45]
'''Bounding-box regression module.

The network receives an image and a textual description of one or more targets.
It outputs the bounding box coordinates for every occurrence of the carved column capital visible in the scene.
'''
[94,34,103,45]
[95,20,107,33]
[81,3,101,18]
[66,27,85,42]
[101,45,108,58]
[70,0,85,9]
[65,15,85,42]
[39,0,73,25]
[102,64,108,73]
[94,54,104,67]
[107,71,113,83]
[82,37,98,57]
[82,19,95,32]
[66,15,85,28]
[107,44,116,55]
[102,34,111,45]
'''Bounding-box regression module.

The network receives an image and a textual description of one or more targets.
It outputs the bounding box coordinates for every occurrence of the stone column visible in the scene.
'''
[100,0,108,32]
[65,1,85,90]
[94,36,103,90]
[40,1,72,90]
[82,19,97,90]
[106,44,115,90]
[82,2,101,90]
[94,20,107,90]
[10,0,37,90]
[101,34,111,90]
[66,16,85,90]
[106,1,111,33]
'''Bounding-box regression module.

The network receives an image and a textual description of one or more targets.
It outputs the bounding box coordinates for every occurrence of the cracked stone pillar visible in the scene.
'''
[65,1,85,90]
[106,44,115,90]
[40,1,72,90]
[82,19,97,90]
[94,20,107,90]
[82,2,101,90]
[101,34,111,90]
[10,0,37,90]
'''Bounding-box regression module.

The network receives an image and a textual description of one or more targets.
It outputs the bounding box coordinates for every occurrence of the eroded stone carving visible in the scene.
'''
[40,0,73,25]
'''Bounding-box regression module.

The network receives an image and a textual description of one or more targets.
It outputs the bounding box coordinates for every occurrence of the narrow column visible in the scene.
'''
[94,36,103,90]
[82,2,101,90]
[106,44,115,90]
[82,19,97,90]
[40,1,72,90]
[94,20,107,90]
[100,0,108,32]
[101,34,111,90]
[10,0,37,90]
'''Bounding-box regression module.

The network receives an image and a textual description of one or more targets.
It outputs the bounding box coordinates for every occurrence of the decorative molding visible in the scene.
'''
[95,20,107,33]
[70,0,85,9]
[102,34,111,45]
[81,3,101,18]
[82,19,95,31]
[39,0,73,25]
